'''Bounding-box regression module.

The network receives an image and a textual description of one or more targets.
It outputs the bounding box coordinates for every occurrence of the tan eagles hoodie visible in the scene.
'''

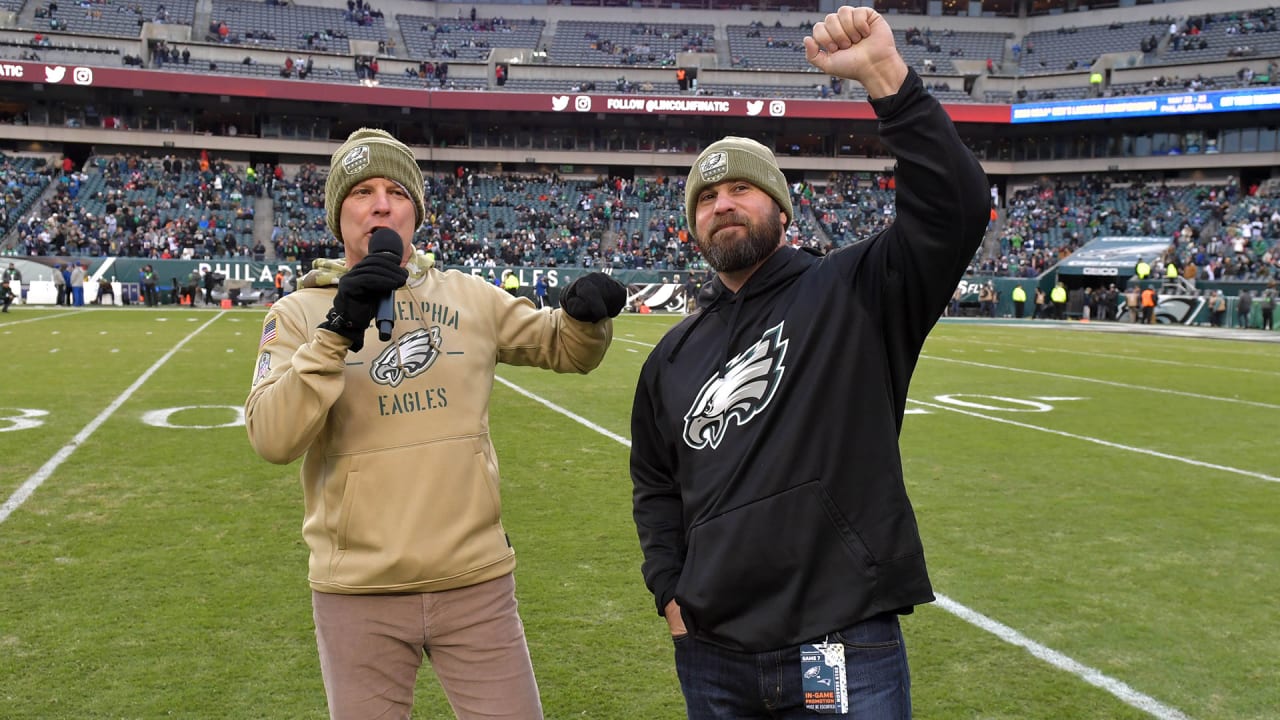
[246,253,612,594]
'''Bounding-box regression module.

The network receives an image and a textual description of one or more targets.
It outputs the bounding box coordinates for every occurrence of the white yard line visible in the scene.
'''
[921,354,1280,411]
[493,376,630,446]
[0,313,225,525]
[932,595,1193,720]
[0,309,83,326]
[493,373,1196,720]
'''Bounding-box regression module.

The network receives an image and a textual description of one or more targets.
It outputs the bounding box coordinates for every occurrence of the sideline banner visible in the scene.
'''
[6,257,703,290]
[5,256,706,310]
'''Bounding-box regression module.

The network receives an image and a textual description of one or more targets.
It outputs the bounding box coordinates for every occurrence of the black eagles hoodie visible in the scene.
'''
[630,69,990,652]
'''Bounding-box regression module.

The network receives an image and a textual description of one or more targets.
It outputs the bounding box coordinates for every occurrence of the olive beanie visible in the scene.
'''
[685,136,793,238]
[325,128,425,241]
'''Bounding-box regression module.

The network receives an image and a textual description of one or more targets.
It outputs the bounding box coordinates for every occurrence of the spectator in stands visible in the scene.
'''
[244,127,625,720]
[630,8,989,719]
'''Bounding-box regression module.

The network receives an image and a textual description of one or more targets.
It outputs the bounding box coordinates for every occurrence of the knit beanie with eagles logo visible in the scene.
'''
[325,128,425,242]
[685,136,793,239]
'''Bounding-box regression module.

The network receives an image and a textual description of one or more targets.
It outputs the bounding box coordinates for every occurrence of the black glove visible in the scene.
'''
[318,253,408,352]
[560,272,626,323]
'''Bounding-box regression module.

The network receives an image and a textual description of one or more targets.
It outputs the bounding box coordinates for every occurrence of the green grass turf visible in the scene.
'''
[0,307,1275,719]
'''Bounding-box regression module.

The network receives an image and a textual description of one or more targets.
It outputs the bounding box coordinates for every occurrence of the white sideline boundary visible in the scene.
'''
[493,375,1195,720]
[0,313,225,525]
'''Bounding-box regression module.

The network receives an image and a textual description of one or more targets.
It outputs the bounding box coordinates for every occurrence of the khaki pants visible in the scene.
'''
[312,573,543,720]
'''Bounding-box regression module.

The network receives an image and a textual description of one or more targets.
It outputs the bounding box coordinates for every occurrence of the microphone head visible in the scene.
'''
[369,228,404,257]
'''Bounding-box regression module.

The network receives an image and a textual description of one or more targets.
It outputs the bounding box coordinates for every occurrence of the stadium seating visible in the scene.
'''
[1,0,1279,282]
[549,20,715,67]
[397,15,543,61]
[0,155,56,235]
[207,0,387,53]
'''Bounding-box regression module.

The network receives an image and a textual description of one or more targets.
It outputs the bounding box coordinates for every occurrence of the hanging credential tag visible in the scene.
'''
[801,642,848,714]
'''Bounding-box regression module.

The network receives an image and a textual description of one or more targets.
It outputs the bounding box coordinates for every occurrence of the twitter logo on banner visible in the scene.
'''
[551,96,570,111]
[746,100,764,116]
[44,66,66,83]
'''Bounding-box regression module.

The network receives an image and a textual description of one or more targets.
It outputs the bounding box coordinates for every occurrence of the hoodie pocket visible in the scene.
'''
[676,480,875,637]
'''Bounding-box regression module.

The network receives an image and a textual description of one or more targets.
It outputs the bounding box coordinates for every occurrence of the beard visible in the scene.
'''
[697,212,784,274]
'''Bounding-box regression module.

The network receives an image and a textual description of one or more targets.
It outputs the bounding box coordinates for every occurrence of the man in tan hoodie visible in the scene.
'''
[245,128,625,720]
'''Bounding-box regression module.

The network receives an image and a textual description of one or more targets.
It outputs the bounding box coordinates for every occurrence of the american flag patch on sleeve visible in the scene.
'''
[259,317,278,347]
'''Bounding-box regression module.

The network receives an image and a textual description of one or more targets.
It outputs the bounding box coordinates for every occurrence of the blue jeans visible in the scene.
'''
[674,613,911,719]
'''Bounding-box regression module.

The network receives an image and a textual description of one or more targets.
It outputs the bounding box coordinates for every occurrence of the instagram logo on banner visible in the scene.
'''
[72,67,93,85]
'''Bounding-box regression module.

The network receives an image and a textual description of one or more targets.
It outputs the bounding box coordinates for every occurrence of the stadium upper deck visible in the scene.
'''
[0,0,1276,191]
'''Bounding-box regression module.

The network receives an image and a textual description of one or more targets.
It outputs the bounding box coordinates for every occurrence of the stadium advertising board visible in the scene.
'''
[1010,86,1280,123]
[0,60,1008,122]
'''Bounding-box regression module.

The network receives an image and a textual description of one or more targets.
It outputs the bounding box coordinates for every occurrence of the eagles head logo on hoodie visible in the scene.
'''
[371,327,442,388]
[683,322,788,450]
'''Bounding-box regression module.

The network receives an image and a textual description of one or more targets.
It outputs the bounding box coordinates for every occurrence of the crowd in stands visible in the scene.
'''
[5,153,1278,287]
[987,175,1280,281]
[11,153,264,259]
[1,156,58,238]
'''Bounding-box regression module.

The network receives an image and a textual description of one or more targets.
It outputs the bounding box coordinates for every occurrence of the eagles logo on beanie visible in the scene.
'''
[685,136,793,239]
[325,128,426,242]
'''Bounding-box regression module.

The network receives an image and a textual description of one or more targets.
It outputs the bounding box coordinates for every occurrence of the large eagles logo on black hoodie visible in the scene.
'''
[683,322,788,450]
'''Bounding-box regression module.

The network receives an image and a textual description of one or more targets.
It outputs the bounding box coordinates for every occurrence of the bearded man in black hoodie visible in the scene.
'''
[629,7,990,718]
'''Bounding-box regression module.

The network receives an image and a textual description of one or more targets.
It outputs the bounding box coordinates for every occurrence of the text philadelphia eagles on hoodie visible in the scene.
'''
[630,69,991,652]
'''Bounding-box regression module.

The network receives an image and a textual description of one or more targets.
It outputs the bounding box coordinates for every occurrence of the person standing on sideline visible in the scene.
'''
[534,273,548,309]
[186,268,202,304]
[1034,286,1046,319]
[1261,284,1276,331]
[1125,283,1140,322]
[1208,289,1227,327]
[141,264,159,306]
[69,261,86,307]
[244,127,625,720]
[1,278,14,313]
[1050,281,1067,319]
[3,263,20,304]
[52,263,67,305]
[1140,285,1157,324]
[629,8,989,719]
[502,268,520,297]
[978,281,995,317]
[1011,283,1027,318]
[202,268,217,306]
[1236,289,1252,329]
[61,263,73,305]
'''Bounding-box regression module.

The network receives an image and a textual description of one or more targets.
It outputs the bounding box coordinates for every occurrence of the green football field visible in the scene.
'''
[1,306,1276,719]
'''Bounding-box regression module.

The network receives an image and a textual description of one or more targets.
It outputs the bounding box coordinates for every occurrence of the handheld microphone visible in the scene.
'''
[369,228,404,342]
